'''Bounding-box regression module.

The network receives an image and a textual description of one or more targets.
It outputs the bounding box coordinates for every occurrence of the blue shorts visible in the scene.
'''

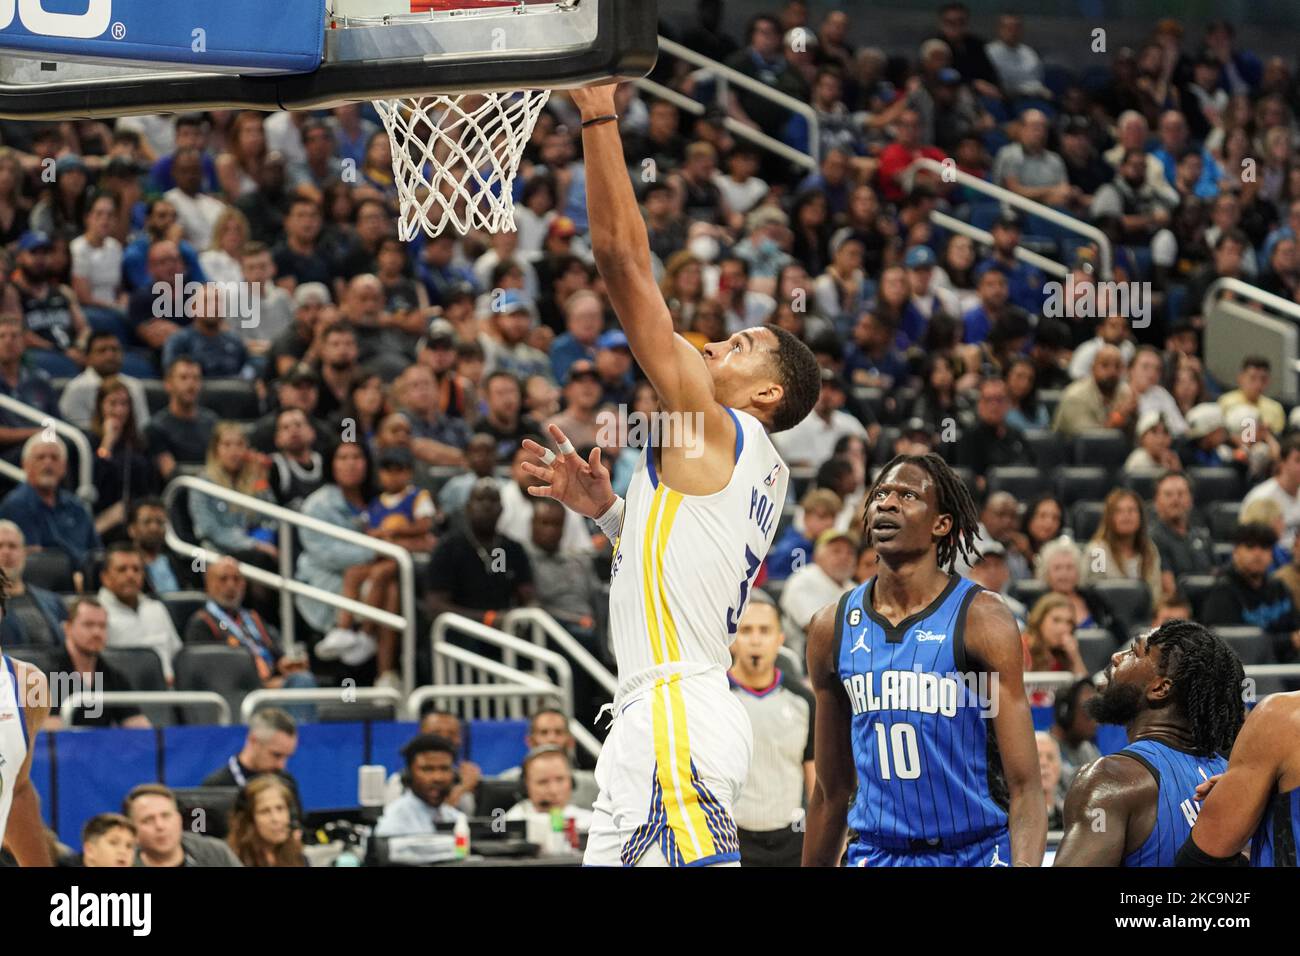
[847,828,1011,867]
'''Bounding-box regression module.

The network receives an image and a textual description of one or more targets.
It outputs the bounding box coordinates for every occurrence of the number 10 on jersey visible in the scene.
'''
[874,722,922,780]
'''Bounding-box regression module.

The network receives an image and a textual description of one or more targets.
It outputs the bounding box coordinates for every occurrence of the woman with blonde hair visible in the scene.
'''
[228,775,306,868]
[189,422,279,564]
[1023,592,1088,705]
[215,111,267,201]
[199,206,251,286]
[1083,488,1164,599]
[1240,496,1290,570]
[658,250,705,330]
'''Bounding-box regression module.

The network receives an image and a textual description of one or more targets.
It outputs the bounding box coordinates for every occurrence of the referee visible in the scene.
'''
[728,591,815,866]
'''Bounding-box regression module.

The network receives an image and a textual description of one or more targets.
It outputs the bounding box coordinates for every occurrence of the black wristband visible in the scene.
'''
[1174,835,1247,867]
[581,114,619,129]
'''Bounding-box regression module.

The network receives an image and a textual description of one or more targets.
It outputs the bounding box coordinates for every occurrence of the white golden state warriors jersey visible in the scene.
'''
[0,655,30,842]
[607,407,789,679]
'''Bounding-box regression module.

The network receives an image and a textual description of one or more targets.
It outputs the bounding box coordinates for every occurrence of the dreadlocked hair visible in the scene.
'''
[862,453,979,572]
[1147,620,1246,757]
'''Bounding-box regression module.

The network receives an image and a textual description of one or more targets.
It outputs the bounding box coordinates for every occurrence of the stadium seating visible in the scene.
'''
[1073,429,1130,471]
[1073,627,1116,674]
[1070,500,1105,541]
[1009,578,1048,608]
[100,646,175,726]
[24,549,76,593]
[173,645,262,723]
[1187,467,1242,507]
[5,644,53,675]
[1206,501,1242,542]
[1177,574,1218,614]
[199,379,261,420]
[164,591,209,637]
[1090,579,1153,631]
[1055,466,1110,505]
[987,465,1050,501]
[1123,468,1164,501]
[1022,429,1067,470]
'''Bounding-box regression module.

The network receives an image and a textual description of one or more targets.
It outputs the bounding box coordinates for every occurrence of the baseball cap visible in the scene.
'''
[1135,410,1165,438]
[1185,402,1226,439]
[1062,116,1092,137]
[421,317,456,349]
[745,205,789,232]
[816,528,859,550]
[597,329,629,351]
[937,67,962,86]
[904,245,937,269]
[103,156,147,178]
[1224,403,1262,436]
[377,446,415,470]
[54,154,86,176]
[282,363,319,388]
[819,366,847,391]
[902,416,933,438]
[564,359,600,384]
[293,282,332,308]
[496,289,537,320]
[972,537,1008,562]
[992,209,1022,230]
[17,230,52,253]
[547,216,578,241]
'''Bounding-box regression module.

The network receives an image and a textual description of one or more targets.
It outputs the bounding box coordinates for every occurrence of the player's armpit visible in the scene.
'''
[803,599,855,866]
[1186,692,1293,859]
[963,592,1047,866]
[1054,755,1153,866]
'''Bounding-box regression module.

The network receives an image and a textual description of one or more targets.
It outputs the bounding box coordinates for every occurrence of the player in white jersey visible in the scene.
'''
[0,568,53,866]
[518,83,821,866]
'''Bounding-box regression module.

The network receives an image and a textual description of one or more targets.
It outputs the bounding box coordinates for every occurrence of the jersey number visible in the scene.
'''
[874,723,922,780]
[724,546,761,635]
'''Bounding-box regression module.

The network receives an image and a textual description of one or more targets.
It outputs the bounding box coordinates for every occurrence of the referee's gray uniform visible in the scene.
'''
[728,669,815,866]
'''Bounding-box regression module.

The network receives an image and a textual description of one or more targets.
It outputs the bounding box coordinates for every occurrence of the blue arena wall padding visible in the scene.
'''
[51,728,157,849]
[33,717,535,845]
[0,0,324,73]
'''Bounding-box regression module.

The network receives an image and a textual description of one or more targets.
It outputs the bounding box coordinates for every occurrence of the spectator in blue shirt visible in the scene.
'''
[976,210,1046,314]
[0,434,101,568]
[122,198,207,293]
[148,115,219,194]
[548,289,603,383]
[161,284,254,380]
[766,488,842,582]
[374,734,466,836]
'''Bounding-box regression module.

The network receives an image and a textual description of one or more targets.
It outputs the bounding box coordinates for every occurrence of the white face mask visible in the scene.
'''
[688,236,720,263]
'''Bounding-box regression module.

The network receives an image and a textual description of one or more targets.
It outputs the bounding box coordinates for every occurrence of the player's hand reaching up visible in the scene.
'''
[570,82,619,120]
[521,424,618,520]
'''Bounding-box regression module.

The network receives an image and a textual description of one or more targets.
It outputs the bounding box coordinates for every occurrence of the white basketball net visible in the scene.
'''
[375,89,552,239]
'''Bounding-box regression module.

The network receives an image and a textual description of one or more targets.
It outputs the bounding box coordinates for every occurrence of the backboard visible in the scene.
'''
[0,0,657,119]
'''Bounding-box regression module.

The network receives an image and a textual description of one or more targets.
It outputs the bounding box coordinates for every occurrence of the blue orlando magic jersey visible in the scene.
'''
[1117,739,1227,867]
[837,575,1008,848]
[1250,788,1299,866]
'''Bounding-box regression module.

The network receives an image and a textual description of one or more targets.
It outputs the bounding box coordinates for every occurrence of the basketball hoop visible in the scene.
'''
[375,88,551,239]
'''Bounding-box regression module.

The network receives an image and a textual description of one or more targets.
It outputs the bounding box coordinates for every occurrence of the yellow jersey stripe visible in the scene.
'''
[654,489,685,663]
[668,675,717,860]
[652,676,707,862]
[641,485,667,666]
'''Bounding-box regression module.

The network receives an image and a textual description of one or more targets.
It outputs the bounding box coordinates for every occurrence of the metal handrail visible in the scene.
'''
[432,613,575,716]
[503,607,617,697]
[0,394,96,505]
[912,157,1114,280]
[161,475,418,697]
[57,690,231,725]
[1203,276,1300,322]
[239,687,403,723]
[656,35,821,167]
[634,76,816,171]
[930,210,1070,279]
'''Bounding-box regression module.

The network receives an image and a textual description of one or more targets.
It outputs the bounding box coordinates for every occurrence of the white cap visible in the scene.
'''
[1224,403,1261,436]
[1185,402,1225,439]
[1135,410,1164,438]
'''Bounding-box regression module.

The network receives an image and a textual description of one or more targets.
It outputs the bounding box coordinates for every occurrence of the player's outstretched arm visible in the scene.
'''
[803,599,856,866]
[1180,692,1294,863]
[2,661,52,867]
[521,425,619,521]
[571,85,725,425]
[1054,755,1152,866]
[964,592,1047,866]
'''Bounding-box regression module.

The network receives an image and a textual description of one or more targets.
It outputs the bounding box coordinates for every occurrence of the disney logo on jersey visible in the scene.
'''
[915,630,947,643]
